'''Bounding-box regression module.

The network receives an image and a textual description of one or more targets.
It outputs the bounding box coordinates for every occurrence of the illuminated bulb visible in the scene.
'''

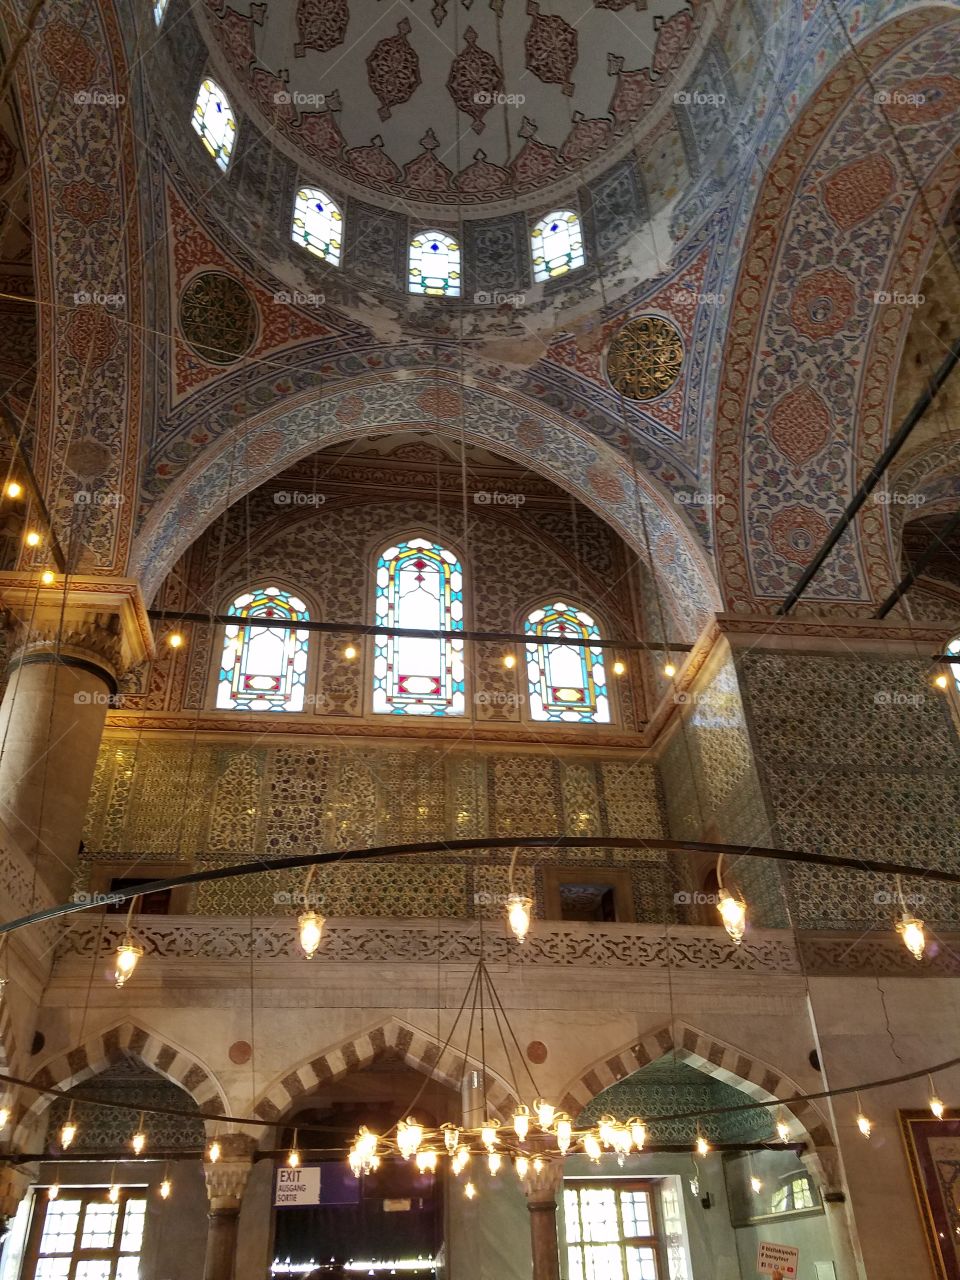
[343,644,357,661]
[442,1125,460,1155]
[208,1139,221,1163]
[464,1181,476,1200]
[776,1119,790,1144]
[131,1131,146,1155]
[583,1132,602,1163]
[287,1148,300,1169]
[0,1107,8,1129]
[598,1116,617,1148]
[41,570,55,585]
[487,1152,501,1176]
[515,1156,529,1180]
[61,1119,77,1149]
[506,893,533,944]
[298,909,324,959]
[629,1119,646,1151]
[108,1184,120,1203]
[397,1119,423,1160]
[935,673,949,690]
[415,1148,438,1174]
[535,1099,556,1130]
[533,1157,543,1174]
[5,481,22,498]
[663,662,676,679]
[113,939,143,988]
[613,660,626,676]
[897,915,926,961]
[856,1111,872,1139]
[717,889,747,946]
[452,1146,470,1176]
[48,1183,60,1201]
[159,1179,171,1199]
[502,653,516,670]
[167,633,184,649]
[930,1095,945,1120]
[25,530,41,547]
[480,1121,500,1152]
[513,1105,531,1143]
[556,1116,573,1154]
[696,1135,710,1157]
[751,1176,763,1194]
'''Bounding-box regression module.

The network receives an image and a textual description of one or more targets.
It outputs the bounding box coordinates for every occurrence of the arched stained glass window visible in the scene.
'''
[292,187,343,266]
[373,538,464,716]
[409,230,461,297]
[154,0,169,22]
[192,79,236,171]
[216,588,310,712]
[948,635,960,692]
[531,210,585,283]
[524,601,610,723]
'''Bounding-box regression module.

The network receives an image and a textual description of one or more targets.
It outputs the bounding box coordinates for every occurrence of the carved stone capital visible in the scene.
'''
[203,1134,257,1210]
[0,574,154,677]
[520,1156,564,1206]
[0,1165,35,1219]
[802,1148,844,1195]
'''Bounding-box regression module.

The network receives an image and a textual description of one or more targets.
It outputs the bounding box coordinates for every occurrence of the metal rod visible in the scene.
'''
[875,505,960,618]
[779,334,960,616]
[146,608,692,654]
[2,834,956,938]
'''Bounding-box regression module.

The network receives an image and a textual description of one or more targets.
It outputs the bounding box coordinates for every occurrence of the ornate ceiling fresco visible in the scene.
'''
[199,0,714,213]
[3,0,959,624]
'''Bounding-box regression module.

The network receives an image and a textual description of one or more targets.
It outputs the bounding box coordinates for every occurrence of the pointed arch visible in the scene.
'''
[14,1020,227,1145]
[559,1021,833,1152]
[253,1016,518,1122]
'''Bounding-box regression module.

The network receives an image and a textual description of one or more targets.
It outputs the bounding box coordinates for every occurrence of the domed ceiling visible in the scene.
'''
[201,0,715,212]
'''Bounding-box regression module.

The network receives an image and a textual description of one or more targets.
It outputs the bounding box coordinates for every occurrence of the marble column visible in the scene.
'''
[202,1134,257,1280]
[520,1158,564,1280]
[0,575,152,903]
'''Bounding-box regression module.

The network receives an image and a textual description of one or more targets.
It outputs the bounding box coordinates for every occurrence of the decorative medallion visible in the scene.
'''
[821,153,896,231]
[178,272,258,366]
[769,505,830,566]
[605,315,684,401]
[38,19,98,91]
[63,308,119,369]
[767,385,832,467]
[789,268,857,341]
[525,1,578,97]
[366,18,421,122]
[294,0,349,56]
[881,74,960,125]
[59,179,113,226]
[447,26,503,133]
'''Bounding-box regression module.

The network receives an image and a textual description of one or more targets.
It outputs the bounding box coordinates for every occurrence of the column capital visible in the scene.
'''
[203,1134,257,1210]
[0,574,154,679]
[520,1156,564,1207]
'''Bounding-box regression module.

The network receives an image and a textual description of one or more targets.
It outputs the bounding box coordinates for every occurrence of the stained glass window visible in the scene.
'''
[192,79,236,171]
[373,538,464,716]
[216,588,310,712]
[525,601,610,723]
[292,187,343,266]
[949,636,960,693]
[531,210,585,283]
[409,230,461,297]
[154,0,169,22]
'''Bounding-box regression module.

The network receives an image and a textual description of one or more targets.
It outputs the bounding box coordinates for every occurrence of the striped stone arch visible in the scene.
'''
[13,1021,227,1145]
[0,997,19,1077]
[559,1022,834,1152]
[254,1017,519,1123]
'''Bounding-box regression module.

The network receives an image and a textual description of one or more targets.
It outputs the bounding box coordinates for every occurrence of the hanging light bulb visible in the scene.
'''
[41,570,55,586]
[513,1105,531,1143]
[442,1124,460,1155]
[113,937,143,988]
[775,1117,790,1144]
[855,1095,872,1139]
[750,1176,763,1194]
[415,1148,438,1174]
[583,1132,602,1163]
[487,1151,502,1176]
[397,1118,423,1160]
[353,1127,378,1174]
[159,1178,172,1199]
[208,1139,221,1163]
[556,1115,573,1154]
[534,1099,556,1130]
[343,644,358,661]
[60,1110,78,1150]
[515,1156,529,1180]
[502,653,516,670]
[48,1182,60,1201]
[532,1157,544,1174]
[288,1148,300,1169]
[897,914,926,961]
[5,481,22,499]
[452,1146,470,1176]
[934,672,949,691]
[717,890,747,945]
[695,1135,710,1157]
[663,662,676,679]
[629,1119,646,1151]
[25,530,41,547]
[505,893,533,944]
[598,1116,617,1149]
[0,1106,9,1129]
[464,1181,477,1200]
[108,1183,120,1204]
[929,1077,945,1119]
[131,1131,146,1156]
[613,660,626,676]
[298,909,325,959]
[166,632,184,649]
[480,1120,500,1152]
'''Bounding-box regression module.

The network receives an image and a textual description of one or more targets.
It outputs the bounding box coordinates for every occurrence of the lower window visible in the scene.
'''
[564,1181,664,1280]
[24,1189,147,1280]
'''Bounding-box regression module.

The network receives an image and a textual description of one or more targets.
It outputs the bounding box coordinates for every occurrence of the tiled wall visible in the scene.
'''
[82,740,669,920]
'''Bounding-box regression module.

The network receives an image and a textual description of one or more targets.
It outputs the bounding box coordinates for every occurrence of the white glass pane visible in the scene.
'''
[116,1256,142,1280]
[564,1189,582,1243]
[580,1188,619,1243]
[584,1244,624,1280]
[75,1261,113,1280]
[625,1247,658,1280]
[120,1200,147,1252]
[567,1249,585,1280]
[35,1259,71,1280]
[80,1202,119,1248]
[39,1202,82,1255]
[620,1190,652,1236]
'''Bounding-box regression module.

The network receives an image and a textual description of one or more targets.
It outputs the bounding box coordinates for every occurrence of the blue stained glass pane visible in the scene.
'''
[216,588,310,712]
[531,210,585,283]
[192,79,236,171]
[524,601,610,723]
[292,186,343,266]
